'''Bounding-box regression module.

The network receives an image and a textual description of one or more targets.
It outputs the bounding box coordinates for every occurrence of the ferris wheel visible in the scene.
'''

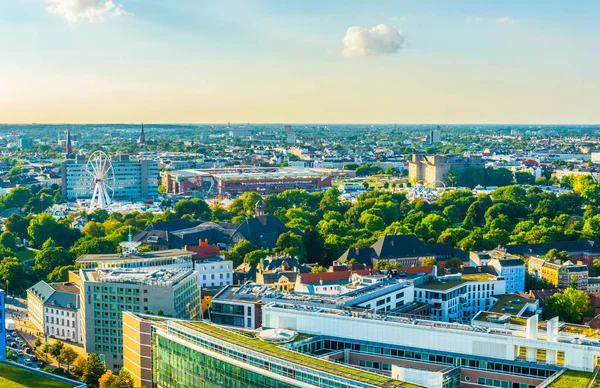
[86,151,115,210]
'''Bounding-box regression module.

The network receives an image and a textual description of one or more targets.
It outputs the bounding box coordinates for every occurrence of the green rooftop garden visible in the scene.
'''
[490,294,533,314]
[180,321,421,388]
[462,273,496,281]
[548,370,593,388]
[0,362,78,388]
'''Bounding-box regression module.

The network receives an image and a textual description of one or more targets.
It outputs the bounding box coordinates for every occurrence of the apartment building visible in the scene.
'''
[528,257,589,290]
[71,267,200,371]
[61,154,158,201]
[27,281,82,344]
[471,249,525,293]
[194,256,233,288]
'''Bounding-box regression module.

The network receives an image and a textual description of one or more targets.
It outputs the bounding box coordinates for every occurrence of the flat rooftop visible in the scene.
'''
[490,294,535,314]
[0,362,81,388]
[83,268,194,286]
[416,279,467,291]
[77,249,191,263]
[213,283,270,302]
[175,321,417,388]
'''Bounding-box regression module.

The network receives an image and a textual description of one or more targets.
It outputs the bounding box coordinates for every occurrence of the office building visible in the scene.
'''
[18,138,34,149]
[27,281,82,344]
[210,283,268,329]
[408,153,485,187]
[70,267,201,371]
[76,248,193,270]
[122,304,595,388]
[528,257,588,290]
[61,154,159,201]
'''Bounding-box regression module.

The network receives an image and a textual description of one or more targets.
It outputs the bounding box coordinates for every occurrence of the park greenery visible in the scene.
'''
[2,172,600,298]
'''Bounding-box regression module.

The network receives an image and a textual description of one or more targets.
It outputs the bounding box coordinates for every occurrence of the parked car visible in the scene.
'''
[23,357,31,365]
[10,342,17,348]
[24,347,32,354]
[15,337,23,343]
[11,331,18,337]
[37,361,45,368]
[15,349,23,356]
[30,355,38,362]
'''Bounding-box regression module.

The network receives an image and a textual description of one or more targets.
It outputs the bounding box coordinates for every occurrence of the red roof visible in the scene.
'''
[394,266,434,275]
[298,270,371,284]
[186,244,221,260]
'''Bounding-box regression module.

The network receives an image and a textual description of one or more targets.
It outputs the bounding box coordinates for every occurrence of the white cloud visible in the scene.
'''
[473,17,484,23]
[342,24,404,58]
[46,0,131,23]
[496,16,519,25]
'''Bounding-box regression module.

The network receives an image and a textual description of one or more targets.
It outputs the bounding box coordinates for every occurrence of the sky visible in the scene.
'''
[1,0,599,124]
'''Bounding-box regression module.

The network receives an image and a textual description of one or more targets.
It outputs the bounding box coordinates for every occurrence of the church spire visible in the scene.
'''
[137,123,146,144]
[66,129,72,155]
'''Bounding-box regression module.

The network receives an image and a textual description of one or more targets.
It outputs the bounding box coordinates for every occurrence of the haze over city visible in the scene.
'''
[2,0,600,124]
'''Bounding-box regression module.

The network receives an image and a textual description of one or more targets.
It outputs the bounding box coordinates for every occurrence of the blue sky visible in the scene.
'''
[1,0,599,124]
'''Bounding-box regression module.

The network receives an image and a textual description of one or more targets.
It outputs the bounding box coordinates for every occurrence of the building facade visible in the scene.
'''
[408,153,485,187]
[528,257,589,290]
[195,257,233,288]
[210,283,267,329]
[71,267,200,371]
[61,154,159,201]
[27,281,82,344]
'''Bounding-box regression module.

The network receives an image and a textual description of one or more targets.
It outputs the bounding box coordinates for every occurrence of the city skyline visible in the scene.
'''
[1,0,600,124]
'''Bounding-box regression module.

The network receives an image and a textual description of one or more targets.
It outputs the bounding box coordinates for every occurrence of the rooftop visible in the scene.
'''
[176,320,417,387]
[213,283,271,302]
[83,268,195,286]
[490,294,535,314]
[76,249,192,263]
[416,279,467,291]
[0,362,81,388]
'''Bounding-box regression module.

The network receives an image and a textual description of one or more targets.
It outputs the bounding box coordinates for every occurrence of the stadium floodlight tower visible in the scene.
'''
[87,151,115,211]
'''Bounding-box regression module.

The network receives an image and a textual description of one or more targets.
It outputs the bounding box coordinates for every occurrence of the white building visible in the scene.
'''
[263,304,600,373]
[415,270,506,322]
[194,257,233,288]
[61,154,159,201]
[27,281,82,344]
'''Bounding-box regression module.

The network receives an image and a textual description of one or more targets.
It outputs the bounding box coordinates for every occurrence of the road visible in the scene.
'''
[5,297,88,369]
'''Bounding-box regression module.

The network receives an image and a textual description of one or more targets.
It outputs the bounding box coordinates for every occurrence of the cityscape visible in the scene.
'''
[2,1,600,388]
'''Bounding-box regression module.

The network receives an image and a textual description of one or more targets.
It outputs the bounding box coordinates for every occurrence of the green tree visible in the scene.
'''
[173,198,212,220]
[385,166,397,175]
[542,288,592,323]
[49,341,64,359]
[358,213,386,232]
[311,265,327,273]
[244,250,269,267]
[0,257,25,293]
[0,231,18,252]
[99,370,116,388]
[82,353,107,388]
[4,214,30,240]
[70,237,119,257]
[302,226,326,265]
[320,188,342,212]
[2,186,33,209]
[82,222,106,238]
[274,232,306,261]
[28,213,81,248]
[35,239,74,276]
[444,257,464,269]
[545,249,571,263]
[583,214,600,240]
[224,240,258,267]
[515,171,535,185]
[58,345,78,371]
[421,258,437,266]
[47,264,80,282]
[71,355,87,377]
[228,192,262,217]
